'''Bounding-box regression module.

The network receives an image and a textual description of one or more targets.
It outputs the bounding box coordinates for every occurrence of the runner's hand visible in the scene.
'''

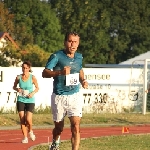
[81,80,88,89]
[27,92,34,98]
[62,66,71,75]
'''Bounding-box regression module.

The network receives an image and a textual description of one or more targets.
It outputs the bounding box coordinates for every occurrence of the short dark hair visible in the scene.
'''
[22,61,32,72]
[64,31,80,41]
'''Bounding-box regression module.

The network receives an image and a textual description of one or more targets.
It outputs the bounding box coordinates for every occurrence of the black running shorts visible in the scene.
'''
[17,101,35,113]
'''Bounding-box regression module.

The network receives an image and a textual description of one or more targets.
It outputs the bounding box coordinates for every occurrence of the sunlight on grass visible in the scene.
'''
[1,113,150,126]
[33,134,150,150]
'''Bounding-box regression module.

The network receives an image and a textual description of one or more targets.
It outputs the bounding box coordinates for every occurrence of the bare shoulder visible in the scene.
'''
[14,75,20,84]
[32,75,37,81]
[32,74,35,78]
[16,74,21,80]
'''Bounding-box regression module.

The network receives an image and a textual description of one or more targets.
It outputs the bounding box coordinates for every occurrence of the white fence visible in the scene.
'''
[0,66,148,113]
[0,67,53,113]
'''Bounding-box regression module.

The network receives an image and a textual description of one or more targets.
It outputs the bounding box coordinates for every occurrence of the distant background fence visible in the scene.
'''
[0,64,149,114]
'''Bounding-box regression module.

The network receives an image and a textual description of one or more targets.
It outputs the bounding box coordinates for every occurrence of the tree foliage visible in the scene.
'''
[20,44,50,67]
[0,2,15,36]
[0,40,21,66]
[50,0,150,64]
[3,0,64,52]
[108,0,150,63]
[1,0,150,66]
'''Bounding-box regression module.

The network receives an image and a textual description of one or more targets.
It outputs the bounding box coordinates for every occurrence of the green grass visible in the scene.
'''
[1,113,150,127]
[1,112,150,149]
[33,134,150,150]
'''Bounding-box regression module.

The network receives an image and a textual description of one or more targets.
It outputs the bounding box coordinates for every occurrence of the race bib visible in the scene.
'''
[19,90,29,97]
[66,73,79,86]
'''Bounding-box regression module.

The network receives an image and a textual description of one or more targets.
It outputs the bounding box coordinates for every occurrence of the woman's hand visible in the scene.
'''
[17,88,22,93]
[27,92,35,98]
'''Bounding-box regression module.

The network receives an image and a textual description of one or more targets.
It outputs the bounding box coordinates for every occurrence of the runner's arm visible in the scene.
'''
[42,66,71,78]
[42,69,62,78]
[79,69,88,89]
[13,76,21,92]
[32,75,39,94]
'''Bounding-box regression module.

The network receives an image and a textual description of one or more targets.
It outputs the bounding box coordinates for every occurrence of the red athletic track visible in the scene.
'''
[0,125,150,150]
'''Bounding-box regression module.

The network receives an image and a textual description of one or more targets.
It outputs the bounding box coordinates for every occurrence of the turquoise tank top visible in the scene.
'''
[17,74,35,103]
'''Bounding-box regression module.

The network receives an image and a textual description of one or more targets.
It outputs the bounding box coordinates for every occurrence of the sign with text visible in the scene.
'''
[0,66,148,113]
[66,73,79,86]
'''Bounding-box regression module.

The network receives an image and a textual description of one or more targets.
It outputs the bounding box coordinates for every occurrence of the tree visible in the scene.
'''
[0,2,15,36]
[0,2,19,67]
[0,39,22,66]
[108,0,150,63]
[30,1,63,52]
[20,44,50,67]
[51,0,150,64]
[50,0,111,64]
[4,0,64,52]
[3,0,150,64]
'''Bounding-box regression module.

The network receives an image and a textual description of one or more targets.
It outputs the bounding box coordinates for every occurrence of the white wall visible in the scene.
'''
[0,67,147,113]
[0,67,53,113]
[82,68,145,113]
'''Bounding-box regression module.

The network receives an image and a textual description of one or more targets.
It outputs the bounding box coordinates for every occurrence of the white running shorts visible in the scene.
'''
[51,92,83,122]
